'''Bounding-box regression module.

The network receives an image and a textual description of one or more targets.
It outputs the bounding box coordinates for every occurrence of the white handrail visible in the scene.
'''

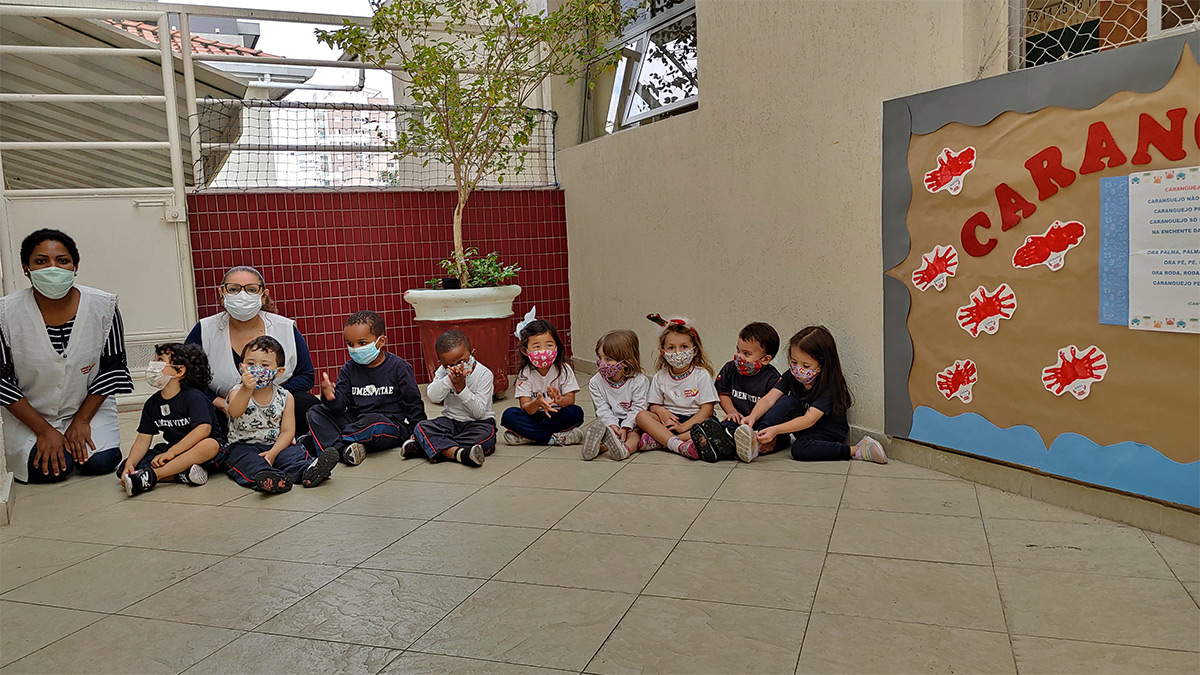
[0,94,167,103]
[0,45,161,56]
[157,12,186,222]
[0,141,171,149]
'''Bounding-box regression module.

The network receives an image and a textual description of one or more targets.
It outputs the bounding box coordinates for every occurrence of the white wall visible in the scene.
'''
[554,0,994,432]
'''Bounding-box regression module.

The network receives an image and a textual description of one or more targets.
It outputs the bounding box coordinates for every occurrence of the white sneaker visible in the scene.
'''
[551,427,585,446]
[177,463,208,486]
[734,424,759,463]
[503,430,533,446]
[581,420,605,460]
[342,442,367,466]
[853,435,888,464]
[604,426,630,461]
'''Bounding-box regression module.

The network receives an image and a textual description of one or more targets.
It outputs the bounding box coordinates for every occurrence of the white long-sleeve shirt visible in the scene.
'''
[588,372,650,429]
[427,361,495,422]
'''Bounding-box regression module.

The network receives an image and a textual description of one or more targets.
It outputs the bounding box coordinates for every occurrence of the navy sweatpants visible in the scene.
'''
[500,405,585,444]
[113,443,170,476]
[220,442,314,487]
[760,394,849,461]
[413,417,497,461]
[306,404,409,457]
[25,446,122,484]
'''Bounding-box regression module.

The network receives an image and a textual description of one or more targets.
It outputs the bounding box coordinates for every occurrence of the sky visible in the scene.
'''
[170,0,396,101]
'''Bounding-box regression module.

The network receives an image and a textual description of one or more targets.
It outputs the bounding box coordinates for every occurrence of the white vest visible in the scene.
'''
[199,311,298,398]
[0,286,122,483]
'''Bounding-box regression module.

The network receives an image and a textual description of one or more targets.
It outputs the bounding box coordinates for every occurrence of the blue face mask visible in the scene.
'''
[348,339,381,365]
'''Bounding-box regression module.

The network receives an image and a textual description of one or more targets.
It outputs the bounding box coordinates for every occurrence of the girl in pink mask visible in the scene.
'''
[580,329,650,461]
[737,326,886,464]
[501,312,585,447]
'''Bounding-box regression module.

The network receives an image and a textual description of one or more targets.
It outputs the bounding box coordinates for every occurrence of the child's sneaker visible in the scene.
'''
[581,420,606,461]
[638,432,662,451]
[302,446,340,487]
[551,427,585,446]
[294,433,315,454]
[175,463,208,486]
[401,438,424,459]
[601,425,629,461]
[734,424,759,463]
[503,430,533,446]
[852,435,888,464]
[254,469,292,494]
[122,468,157,496]
[342,442,367,466]
[460,444,486,467]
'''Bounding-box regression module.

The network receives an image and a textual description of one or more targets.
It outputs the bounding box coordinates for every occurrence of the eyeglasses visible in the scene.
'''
[220,283,263,295]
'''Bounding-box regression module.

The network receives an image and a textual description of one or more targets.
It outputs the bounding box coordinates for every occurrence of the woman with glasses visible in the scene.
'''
[185,266,319,433]
[0,229,133,483]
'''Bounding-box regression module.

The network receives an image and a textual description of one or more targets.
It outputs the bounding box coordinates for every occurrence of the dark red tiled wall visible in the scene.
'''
[187,190,571,385]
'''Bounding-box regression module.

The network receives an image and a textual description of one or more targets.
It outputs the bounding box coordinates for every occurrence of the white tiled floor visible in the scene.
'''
[1,387,1198,673]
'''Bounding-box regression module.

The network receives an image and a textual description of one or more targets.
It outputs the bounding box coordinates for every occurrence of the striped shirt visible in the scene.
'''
[0,306,134,406]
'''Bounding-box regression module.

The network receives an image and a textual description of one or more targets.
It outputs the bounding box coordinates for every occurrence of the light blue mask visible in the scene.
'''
[348,339,381,365]
[29,266,75,300]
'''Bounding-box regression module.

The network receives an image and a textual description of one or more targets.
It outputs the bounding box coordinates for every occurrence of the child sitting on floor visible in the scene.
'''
[305,311,426,465]
[501,309,585,446]
[690,321,782,462]
[581,329,649,461]
[738,325,886,464]
[221,336,339,492]
[634,314,720,461]
[403,330,496,467]
[118,343,221,496]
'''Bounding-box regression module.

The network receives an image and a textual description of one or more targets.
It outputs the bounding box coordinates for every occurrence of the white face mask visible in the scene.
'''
[146,360,171,390]
[223,291,262,322]
[664,347,695,369]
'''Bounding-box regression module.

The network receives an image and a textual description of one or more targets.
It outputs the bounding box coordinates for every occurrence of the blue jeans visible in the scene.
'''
[500,405,585,444]
[760,395,850,461]
[219,442,314,487]
[25,446,122,483]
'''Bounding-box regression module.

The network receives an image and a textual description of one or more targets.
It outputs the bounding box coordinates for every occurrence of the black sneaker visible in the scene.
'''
[341,442,367,466]
[302,446,340,488]
[254,469,292,494]
[401,438,424,459]
[697,418,736,460]
[175,464,209,486]
[457,444,486,467]
[690,423,721,463]
[122,468,157,496]
[294,434,316,454]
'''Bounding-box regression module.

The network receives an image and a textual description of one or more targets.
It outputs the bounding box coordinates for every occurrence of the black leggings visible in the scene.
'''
[24,446,123,483]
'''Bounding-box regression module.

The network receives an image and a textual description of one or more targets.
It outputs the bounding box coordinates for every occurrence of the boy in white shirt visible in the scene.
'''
[402,330,496,467]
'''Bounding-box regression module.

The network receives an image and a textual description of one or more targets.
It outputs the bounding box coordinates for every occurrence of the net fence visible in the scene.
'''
[192,99,558,191]
[1011,0,1198,71]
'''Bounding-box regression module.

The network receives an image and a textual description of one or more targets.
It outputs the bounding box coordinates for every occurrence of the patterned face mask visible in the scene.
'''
[791,364,820,386]
[734,353,763,376]
[664,347,695,370]
[528,348,557,369]
[596,359,624,382]
[247,365,278,389]
[145,360,171,390]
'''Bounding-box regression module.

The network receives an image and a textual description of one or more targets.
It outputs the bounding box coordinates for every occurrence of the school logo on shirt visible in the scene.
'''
[160,404,171,416]
[619,402,632,410]
[80,363,95,375]
[684,389,699,397]
[352,384,394,396]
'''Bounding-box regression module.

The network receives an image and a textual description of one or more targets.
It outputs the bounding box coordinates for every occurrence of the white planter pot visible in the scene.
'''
[403,285,522,321]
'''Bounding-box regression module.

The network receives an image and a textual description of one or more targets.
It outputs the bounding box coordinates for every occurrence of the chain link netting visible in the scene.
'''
[191,99,557,191]
[1013,0,1197,70]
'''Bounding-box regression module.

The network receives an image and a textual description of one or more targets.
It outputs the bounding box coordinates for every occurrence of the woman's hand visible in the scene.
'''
[33,428,69,476]
[213,397,230,414]
[755,426,779,444]
[64,417,95,463]
[741,415,757,429]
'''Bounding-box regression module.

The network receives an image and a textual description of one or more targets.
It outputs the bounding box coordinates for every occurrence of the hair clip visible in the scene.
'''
[515,306,538,339]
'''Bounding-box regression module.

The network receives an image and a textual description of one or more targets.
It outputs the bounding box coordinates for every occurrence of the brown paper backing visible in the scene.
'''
[886,49,1200,463]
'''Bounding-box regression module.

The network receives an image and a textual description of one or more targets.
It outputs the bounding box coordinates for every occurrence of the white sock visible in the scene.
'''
[667,437,683,452]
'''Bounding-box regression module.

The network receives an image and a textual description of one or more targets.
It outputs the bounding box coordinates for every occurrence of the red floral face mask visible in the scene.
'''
[734,353,763,376]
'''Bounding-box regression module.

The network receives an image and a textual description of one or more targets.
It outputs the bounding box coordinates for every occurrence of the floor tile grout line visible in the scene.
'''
[1003,630,1200,654]
[974,483,1022,674]
[0,541,118,596]
[794,460,851,675]
[0,602,111,669]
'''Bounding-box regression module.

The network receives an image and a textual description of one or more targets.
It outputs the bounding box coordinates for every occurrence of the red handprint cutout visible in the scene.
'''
[1012,220,1086,271]
[923,146,977,195]
[936,359,978,403]
[1041,344,1108,400]
[912,244,959,292]
[956,283,1017,337]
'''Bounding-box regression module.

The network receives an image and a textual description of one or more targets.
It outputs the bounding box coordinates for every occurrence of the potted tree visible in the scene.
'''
[319,0,632,397]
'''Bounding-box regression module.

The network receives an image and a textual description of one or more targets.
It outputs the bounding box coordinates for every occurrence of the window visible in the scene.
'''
[582,1,697,141]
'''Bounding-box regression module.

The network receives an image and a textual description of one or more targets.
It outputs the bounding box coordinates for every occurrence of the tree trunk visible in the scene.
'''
[453,190,469,286]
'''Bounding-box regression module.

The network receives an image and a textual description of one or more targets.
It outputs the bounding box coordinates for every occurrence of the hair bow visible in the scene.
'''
[515,306,538,338]
[647,313,691,329]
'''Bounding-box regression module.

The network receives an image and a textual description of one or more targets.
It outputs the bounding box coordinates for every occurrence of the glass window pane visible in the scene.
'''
[626,13,698,122]
[583,42,642,141]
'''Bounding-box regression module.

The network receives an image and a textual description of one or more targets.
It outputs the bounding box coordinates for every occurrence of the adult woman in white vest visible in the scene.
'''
[185,266,319,433]
[0,229,134,483]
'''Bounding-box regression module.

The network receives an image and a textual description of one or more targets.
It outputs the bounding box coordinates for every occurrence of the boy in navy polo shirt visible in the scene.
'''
[304,311,426,465]
[690,322,781,461]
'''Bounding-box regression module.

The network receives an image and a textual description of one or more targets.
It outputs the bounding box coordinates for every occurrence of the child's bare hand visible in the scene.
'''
[609,424,622,438]
[537,393,556,414]
[320,372,335,401]
[657,410,680,427]
[258,450,277,466]
[151,452,172,468]
[448,367,467,391]
[725,411,744,425]
[240,368,256,389]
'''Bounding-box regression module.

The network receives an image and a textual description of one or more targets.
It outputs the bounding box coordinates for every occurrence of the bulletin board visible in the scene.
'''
[881,34,1200,508]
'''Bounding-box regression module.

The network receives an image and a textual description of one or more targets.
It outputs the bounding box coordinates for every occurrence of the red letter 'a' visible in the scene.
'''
[1132,108,1188,164]
[1079,121,1128,174]
[961,211,997,257]
[995,183,1037,231]
[1024,146,1077,200]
